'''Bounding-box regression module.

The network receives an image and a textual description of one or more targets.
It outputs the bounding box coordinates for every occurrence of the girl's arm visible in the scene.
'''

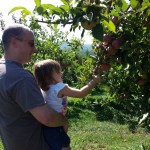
[58,75,103,98]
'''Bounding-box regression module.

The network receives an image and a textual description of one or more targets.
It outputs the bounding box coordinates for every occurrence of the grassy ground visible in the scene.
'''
[0,97,150,150]
[68,106,150,150]
[0,141,3,150]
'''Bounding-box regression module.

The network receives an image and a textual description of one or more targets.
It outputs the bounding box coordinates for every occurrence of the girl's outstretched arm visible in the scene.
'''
[58,75,103,98]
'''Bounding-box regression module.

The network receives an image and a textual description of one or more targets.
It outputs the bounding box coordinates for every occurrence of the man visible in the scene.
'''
[0,24,68,150]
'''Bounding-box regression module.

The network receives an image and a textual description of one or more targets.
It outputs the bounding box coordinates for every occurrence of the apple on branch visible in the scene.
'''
[89,0,94,3]
[107,46,117,56]
[112,38,123,50]
[136,77,146,85]
[103,34,111,45]
[112,16,118,24]
[100,64,111,71]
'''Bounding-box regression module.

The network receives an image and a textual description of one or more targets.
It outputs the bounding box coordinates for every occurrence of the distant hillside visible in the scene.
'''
[60,42,93,55]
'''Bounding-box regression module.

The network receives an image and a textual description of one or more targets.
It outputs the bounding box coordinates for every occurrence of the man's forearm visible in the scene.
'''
[30,104,68,127]
[45,106,68,127]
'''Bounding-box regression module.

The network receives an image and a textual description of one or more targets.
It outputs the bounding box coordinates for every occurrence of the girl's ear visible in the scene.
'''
[53,72,62,83]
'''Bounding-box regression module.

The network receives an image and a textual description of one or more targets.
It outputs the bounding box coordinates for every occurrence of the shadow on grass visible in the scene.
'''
[68,99,127,125]
[67,99,150,134]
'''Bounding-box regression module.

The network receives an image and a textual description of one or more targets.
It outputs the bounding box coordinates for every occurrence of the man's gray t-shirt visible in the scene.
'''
[0,59,49,150]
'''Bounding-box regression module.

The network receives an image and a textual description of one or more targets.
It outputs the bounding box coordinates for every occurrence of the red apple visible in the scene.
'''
[137,78,145,85]
[100,64,111,71]
[103,34,111,45]
[89,0,94,3]
[112,38,122,50]
[107,46,117,56]
[112,16,118,24]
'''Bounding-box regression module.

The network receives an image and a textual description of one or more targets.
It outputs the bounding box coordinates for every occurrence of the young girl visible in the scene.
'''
[33,59,103,150]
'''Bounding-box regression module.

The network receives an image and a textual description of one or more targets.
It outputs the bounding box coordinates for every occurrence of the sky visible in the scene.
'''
[0,0,93,44]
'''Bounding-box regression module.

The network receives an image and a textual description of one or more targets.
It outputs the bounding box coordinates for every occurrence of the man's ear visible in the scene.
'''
[11,37,18,49]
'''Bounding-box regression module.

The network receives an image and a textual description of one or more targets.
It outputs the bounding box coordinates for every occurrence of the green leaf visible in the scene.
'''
[53,24,58,30]
[92,24,103,41]
[147,8,150,16]
[34,0,41,7]
[142,0,150,11]
[121,0,128,11]
[110,10,119,16]
[115,0,128,11]
[60,5,70,12]
[41,4,56,10]
[61,0,69,5]
[130,0,139,8]
[8,6,31,15]
[21,9,32,18]
[102,20,116,32]
[41,4,62,13]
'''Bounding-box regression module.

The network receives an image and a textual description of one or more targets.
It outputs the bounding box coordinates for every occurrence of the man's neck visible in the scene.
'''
[4,53,23,65]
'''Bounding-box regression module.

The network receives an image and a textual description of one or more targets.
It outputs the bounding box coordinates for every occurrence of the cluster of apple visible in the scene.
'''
[93,16,124,74]
[93,37,123,75]
[93,36,123,74]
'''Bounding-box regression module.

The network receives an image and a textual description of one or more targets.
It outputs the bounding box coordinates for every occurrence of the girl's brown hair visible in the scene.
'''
[33,59,61,91]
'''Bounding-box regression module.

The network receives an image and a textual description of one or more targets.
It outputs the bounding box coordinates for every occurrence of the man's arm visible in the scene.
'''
[29,104,68,128]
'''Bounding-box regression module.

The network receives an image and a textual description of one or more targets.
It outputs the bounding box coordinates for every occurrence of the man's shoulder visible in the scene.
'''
[18,69,33,78]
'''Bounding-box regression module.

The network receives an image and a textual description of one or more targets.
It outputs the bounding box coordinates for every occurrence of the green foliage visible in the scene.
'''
[90,0,150,129]
[92,23,103,41]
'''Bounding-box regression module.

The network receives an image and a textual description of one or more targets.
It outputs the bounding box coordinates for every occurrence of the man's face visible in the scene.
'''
[16,31,37,64]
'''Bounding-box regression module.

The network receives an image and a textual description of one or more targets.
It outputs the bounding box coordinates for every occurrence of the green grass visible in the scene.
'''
[0,100,150,150]
[0,139,3,150]
[67,106,150,150]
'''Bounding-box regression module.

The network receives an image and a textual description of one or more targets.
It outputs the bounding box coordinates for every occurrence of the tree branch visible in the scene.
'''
[35,19,73,24]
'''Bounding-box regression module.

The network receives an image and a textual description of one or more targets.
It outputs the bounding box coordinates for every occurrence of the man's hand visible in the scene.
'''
[63,121,69,133]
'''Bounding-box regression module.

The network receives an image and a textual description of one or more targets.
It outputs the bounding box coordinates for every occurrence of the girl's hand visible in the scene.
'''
[93,74,104,84]
[63,124,68,133]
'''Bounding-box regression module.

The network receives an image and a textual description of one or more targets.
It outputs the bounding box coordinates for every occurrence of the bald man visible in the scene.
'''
[0,24,68,150]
